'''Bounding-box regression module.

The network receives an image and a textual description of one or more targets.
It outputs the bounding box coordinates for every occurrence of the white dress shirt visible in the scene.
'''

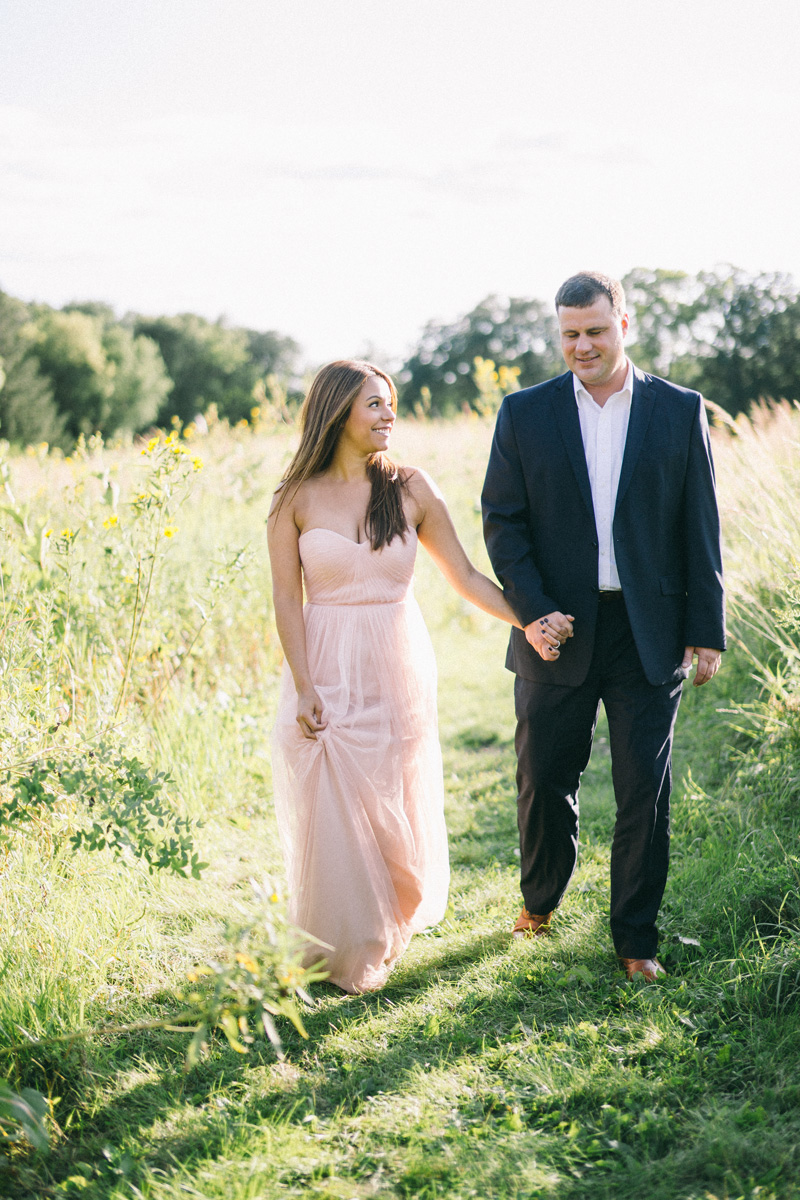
[573,360,634,591]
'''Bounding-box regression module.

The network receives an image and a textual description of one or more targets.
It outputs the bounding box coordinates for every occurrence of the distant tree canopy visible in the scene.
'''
[397,295,561,415]
[623,266,800,416]
[133,314,300,427]
[0,291,302,448]
[0,291,65,445]
[33,304,173,440]
[398,267,800,418]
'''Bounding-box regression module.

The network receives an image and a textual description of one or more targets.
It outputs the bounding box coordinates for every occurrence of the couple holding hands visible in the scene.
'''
[268,271,725,994]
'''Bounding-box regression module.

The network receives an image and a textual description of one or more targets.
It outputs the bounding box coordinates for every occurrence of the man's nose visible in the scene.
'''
[576,333,592,352]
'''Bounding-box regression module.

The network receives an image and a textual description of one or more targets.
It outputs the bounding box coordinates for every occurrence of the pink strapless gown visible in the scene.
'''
[271,528,450,993]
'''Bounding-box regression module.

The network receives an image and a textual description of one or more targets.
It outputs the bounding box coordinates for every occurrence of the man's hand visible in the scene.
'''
[525,611,575,661]
[682,646,721,687]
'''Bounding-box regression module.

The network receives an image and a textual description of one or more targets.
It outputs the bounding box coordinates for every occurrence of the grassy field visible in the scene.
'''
[2,405,800,1199]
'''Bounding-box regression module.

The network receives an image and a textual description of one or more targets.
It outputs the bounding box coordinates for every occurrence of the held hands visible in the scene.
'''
[682,646,722,687]
[297,686,326,739]
[524,611,575,661]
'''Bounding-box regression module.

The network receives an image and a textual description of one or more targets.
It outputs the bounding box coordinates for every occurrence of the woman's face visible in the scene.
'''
[339,374,396,456]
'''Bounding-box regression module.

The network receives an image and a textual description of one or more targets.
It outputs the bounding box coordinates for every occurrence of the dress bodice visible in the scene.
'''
[299,527,418,606]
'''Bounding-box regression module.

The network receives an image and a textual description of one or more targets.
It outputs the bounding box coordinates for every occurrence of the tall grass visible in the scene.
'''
[1,402,800,1198]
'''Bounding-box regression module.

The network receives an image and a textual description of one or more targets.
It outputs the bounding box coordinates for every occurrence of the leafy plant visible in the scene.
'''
[0,741,207,877]
[0,1079,49,1152]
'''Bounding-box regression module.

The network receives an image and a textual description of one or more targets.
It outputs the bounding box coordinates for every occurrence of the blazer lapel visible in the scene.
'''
[615,366,655,511]
[549,372,594,519]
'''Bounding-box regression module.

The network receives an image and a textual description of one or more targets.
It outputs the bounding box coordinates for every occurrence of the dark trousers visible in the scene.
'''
[513,592,683,959]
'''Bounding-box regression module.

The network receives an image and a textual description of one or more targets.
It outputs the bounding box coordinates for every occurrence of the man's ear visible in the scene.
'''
[620,311,630,338]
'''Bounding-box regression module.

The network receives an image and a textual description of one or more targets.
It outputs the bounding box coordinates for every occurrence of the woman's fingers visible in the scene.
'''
[297,691,326,739]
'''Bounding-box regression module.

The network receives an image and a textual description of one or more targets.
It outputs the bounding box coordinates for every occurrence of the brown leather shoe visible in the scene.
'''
[618,957,666,982]
[512,908,552,939]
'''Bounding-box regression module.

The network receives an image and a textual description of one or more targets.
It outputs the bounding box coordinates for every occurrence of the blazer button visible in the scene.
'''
[591,540,598,547]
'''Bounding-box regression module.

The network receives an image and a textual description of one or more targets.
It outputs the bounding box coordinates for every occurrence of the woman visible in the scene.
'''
[268,360,519,993]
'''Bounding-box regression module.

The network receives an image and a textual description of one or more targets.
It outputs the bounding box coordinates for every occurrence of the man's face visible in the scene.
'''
[558,296,629,388]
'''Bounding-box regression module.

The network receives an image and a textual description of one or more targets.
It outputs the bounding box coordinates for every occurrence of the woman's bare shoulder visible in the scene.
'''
[269,477,310,522]
[401,466,443,501]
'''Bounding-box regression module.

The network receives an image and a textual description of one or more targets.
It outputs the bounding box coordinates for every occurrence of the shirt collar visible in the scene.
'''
[573,358,634,407]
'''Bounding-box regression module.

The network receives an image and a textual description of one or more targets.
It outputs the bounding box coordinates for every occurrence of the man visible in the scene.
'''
[481,271,725,981]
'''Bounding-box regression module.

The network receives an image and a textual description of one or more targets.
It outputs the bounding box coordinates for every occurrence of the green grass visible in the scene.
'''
[2,410,800,1198]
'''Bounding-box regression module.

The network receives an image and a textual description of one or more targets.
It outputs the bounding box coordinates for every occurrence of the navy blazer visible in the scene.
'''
[481,366,726,687]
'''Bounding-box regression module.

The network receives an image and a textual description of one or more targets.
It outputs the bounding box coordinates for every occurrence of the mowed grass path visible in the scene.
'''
[3,415,800,1199]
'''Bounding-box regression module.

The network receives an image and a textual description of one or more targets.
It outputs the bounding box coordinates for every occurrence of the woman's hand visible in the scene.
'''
[297,687,326,739]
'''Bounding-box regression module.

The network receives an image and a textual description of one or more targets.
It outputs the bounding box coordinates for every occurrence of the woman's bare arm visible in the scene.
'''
[407,469,521,626]
[267,492,326,739]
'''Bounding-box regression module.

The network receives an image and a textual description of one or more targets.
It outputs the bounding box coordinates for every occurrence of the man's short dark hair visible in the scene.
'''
[555,272,626,316]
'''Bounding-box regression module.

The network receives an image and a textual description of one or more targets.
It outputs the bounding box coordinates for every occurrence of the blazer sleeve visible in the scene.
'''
[683,396,726,650]
[481,397,557,628]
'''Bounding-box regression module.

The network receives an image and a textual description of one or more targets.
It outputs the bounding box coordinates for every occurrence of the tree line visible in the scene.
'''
[0,295,300,447]
[1,265,799,447]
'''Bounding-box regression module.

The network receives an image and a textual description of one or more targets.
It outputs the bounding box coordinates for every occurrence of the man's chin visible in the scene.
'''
[575,365,603,384]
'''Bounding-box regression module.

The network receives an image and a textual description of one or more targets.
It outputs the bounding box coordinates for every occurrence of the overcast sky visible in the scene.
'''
[2,0,799,367]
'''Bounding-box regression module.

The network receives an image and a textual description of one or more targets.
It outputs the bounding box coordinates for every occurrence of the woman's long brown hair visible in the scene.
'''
[274,360,408,551]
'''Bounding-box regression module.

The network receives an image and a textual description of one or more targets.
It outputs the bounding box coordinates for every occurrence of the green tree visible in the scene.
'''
[622,267,696,378]
[623,266,800,415]
[102,323,173,433]
[33,306,172,439]
[134,315,301,426]
[398,295,561,414]
[686,268,800,415]
[0,291,65,446]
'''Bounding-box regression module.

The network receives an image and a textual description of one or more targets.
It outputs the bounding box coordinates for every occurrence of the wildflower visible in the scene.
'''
[103,515,119,529]
[61,527,73,539]
[165,430,178,445]
[142,436,159,455]
[163,525,178,538]
[235,952,259,975]
[192,457,203,471]
[44,528,53,538]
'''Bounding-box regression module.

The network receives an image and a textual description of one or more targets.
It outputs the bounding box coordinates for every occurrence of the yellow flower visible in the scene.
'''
[192,457,203,470]
[270,892,279,904]
[165,430,178,445]
[142,435,159,455]
[61,527,73,539]
[103,515,118,529]
[235,952,259,975]
[44,528,53,538]
[163,525,178,538]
